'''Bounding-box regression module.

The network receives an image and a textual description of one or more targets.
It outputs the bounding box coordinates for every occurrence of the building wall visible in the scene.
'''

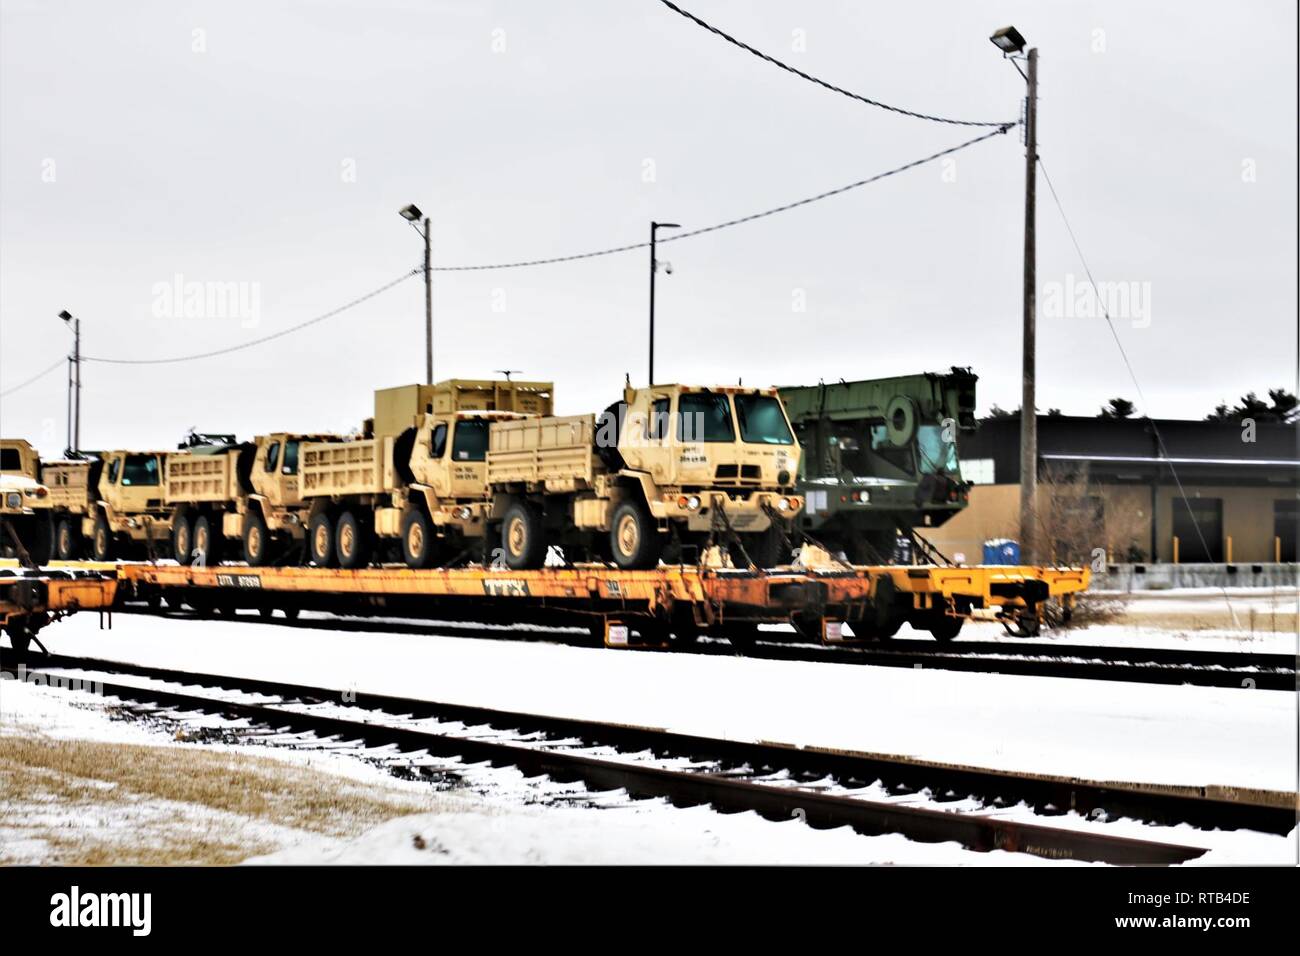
[925,482,1293,564]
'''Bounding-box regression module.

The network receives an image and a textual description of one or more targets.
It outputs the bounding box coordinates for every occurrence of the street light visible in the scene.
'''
[398,204,433,383]
[57,310,81,454]
[990,25,1039,563]
[648,221,680,385]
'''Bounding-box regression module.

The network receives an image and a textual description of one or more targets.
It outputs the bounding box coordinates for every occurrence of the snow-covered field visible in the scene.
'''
[1,586,1295,865]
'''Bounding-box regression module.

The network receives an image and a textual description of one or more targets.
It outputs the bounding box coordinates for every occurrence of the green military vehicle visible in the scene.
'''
[779,368,978,563]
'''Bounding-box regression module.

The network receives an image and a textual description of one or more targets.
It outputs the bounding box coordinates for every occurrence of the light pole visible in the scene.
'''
[57,310,81,454]
[990,25,1038,563]
[648,221,679,385]
[399,204,433,384]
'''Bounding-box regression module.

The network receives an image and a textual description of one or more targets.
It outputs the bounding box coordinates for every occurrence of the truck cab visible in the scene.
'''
[0,440,53,564]
[91,449,175,559]
[614,385,802,537]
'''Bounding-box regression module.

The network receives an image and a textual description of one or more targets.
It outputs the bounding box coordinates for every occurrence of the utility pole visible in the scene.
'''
[58,310,81,454]
[648,220,679,385]
[398,204,433,384]
[1019,47,1038,563]
[422,216,433,385]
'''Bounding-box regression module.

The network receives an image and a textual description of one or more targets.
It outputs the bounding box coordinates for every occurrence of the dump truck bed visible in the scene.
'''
[487,414,601,488]
[39,460,96,513]
[300,438,391,497]
[165,451,239,503]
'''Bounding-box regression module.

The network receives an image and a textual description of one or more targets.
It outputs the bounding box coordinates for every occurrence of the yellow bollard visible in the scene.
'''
[1277,536,1283,563]
[1226,536,1232,563]
[1173,536,1179,564]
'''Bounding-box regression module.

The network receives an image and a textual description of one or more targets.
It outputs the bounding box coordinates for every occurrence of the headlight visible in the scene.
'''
[5,492,20,509]
[455,506,472,519]
[24,486,47,498]
[687,495,700,511]
[856,490,871,503]
[776,497,791,512]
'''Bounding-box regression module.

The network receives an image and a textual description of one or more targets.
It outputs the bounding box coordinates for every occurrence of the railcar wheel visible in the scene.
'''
[282,606,300,621]
[55,518,81,561]
[308,513,336,568]
[400,507,437,569]
[501,500,546,570]
[173,514,193,565]
[725,623,760,654]
[929,614,964,643]
[91,515,115,562]
[334,510,371,570]
[243,512,270,566]
[609,501,661,570]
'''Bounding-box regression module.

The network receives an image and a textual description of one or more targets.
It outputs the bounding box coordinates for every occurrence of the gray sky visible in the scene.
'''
[1,0,1296,456]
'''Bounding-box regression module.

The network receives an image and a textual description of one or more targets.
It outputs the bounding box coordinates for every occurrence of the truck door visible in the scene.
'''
[448,418,489,498]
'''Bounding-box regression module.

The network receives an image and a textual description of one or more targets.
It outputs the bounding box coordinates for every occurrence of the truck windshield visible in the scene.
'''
[452,419,489,461]
[122,454,160,486]
[734,394,794,445]
[677,393,735,443]
[916,425,959,475]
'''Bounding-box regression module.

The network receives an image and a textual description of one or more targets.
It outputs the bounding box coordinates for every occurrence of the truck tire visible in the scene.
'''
[193,514,220,566]
[501,500,546,570]
[334,510,371,570]
[243,512,270,566]
[91,515,115,561]
[308,512,336,568]
[609,500,661,570]
[400,507,436,569]
[55,517,81,560]
[173,514,193,565]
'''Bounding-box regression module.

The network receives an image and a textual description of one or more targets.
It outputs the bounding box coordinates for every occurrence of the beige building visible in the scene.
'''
[925,416,1298,565]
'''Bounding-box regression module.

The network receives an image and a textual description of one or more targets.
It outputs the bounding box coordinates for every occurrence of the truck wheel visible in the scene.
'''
[91,515,115,561]
[400,507,436,569]
[501,500,546,570]
[193,514,220,566]
[308,513,336,568]
[334,510,371,570]
[55,517,81,560]
[243,512,270,566]
[173,514,193,565]
[609,501,661,570]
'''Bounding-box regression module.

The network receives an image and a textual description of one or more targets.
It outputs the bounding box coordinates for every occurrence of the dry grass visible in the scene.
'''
[0,728,446,865]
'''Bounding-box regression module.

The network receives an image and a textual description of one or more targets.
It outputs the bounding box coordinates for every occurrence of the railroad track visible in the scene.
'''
[108,603,1298,690]
[15,652,1296,864]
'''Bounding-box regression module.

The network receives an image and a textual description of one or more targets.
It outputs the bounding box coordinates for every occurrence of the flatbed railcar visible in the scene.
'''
[0,559,1089,651]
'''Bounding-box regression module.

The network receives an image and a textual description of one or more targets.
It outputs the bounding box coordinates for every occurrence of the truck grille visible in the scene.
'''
[713,464,762,485]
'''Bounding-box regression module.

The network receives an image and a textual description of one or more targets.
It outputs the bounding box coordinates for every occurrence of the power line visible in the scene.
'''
[1037,155,1239,625]
[655,0,1015,129]
[0,355,66,398]
[434,124,1011,272]
[83,269,421,366]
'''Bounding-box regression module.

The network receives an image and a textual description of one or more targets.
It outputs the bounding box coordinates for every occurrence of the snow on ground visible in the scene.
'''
[1,675,1052,865]
[13,598,1296,797]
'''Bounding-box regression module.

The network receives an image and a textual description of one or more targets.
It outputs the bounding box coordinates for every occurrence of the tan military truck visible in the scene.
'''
[300,379,553,569]
[165,432,338,565]
[486,383,804,570]
[41,458,101,559]
[0,439,53,564]
[86,449,177,560]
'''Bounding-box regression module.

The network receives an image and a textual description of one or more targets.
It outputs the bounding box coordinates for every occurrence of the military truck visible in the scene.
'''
[299,379,553,569]
[165,431,338,565]
[485,383,803,570]
[0,439,53,564]
[85,449,178,560]
[779,368,977,564]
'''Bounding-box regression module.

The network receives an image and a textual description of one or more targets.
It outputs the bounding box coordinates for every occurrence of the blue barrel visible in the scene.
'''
[983,539,1021,565]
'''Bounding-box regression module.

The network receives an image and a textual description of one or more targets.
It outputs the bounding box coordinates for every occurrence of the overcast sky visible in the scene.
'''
[1,0,1295,456]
